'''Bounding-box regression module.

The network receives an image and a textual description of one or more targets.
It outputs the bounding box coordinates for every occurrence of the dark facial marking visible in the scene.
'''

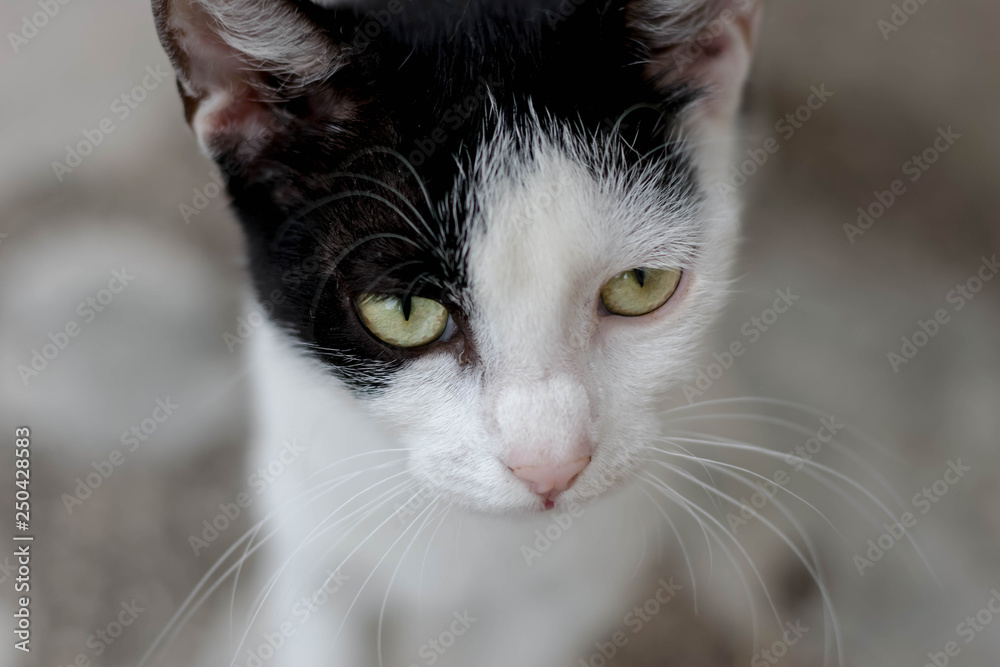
[210,0,702,394]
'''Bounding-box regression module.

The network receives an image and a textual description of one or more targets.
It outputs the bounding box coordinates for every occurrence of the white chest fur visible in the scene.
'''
[242,315,668,667]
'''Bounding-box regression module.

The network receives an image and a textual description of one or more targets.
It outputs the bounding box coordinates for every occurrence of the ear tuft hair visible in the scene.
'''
[627,0,732,48]
[627,0,762,122]
[152,0,349,156]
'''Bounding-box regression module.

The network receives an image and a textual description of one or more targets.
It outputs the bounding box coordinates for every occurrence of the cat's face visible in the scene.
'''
[154,0,760,514]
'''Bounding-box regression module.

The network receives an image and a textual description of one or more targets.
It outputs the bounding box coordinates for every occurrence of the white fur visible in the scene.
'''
[229,105,745,665]
[161,0,762,661]
[369,116,740,515]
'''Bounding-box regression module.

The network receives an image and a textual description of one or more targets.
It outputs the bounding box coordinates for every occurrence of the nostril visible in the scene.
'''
[509,456,591,497]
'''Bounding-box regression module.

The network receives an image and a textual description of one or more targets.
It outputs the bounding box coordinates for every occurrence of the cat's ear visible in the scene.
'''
[627,0,763,123]
[152,0,350,159]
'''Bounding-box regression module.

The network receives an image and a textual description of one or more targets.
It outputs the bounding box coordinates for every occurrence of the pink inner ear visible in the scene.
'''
[192,86,278,156]
[165,1,278,154]
[168,0,249,94]
[642,1,761,123]
[697,31,729,60]
[206,90,261,127]
[156,0,354,158]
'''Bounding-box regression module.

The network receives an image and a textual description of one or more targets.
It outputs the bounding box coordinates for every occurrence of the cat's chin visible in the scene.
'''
[438,477,628,519]
[429,489,569,518]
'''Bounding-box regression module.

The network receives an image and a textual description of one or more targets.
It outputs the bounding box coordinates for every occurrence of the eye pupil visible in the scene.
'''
[599,267,682,317]
[356,294,450,348]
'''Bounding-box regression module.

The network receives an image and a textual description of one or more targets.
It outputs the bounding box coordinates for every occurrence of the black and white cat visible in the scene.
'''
[150,0,765,664]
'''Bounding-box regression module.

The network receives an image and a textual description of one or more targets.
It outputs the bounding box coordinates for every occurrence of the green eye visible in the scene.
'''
[356,294,450,348]
[600,268,682,317]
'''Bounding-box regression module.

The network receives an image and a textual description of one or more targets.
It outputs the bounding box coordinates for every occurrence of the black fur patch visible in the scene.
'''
[211,0,700,393]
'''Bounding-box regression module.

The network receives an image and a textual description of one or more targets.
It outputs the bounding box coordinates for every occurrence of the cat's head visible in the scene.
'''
[154,0,761,514]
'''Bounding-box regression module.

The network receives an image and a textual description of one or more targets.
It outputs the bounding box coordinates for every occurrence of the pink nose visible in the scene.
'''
[509,456,591,497]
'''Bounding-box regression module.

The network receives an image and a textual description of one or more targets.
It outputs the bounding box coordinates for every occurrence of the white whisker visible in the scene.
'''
[332,497,440,655]
[378,498,443,667]
[644,449,848,543]
[636,484,699,614]
[630,509,648,580]
[649,463,845,666]
[643,471,783,630]
[641,477,762,649]
[669,431,938,584]
[139,458,410,667]
[663,396,897,459]
[232,472,416,665]
[668,412,903,506]
[418,505,452,612]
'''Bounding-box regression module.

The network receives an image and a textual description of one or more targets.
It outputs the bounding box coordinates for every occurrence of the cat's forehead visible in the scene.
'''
[309,101,702,304]
[334,0,694,189]
[261,109,704,392]
[462,120,703,369]
[229,2,708,392]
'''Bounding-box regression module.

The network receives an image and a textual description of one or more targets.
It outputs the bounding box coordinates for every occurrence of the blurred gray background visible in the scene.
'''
[1,0,998,665]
